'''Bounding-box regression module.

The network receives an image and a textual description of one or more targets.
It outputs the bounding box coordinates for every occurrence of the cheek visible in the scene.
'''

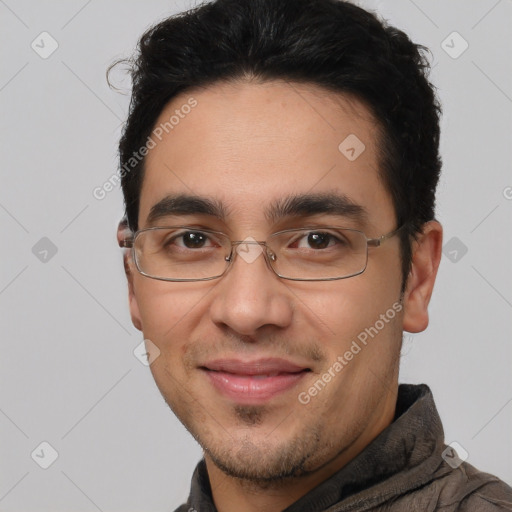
[298,278,377,333]
[298,270,401,356]
[134,279,204,350]
[136,284,201,395]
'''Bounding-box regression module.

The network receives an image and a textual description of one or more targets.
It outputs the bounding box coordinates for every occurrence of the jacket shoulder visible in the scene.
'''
[435,461,512,511]
[456,479,512,511]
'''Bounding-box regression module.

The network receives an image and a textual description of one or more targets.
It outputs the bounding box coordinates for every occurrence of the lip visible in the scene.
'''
[201,358,310,404]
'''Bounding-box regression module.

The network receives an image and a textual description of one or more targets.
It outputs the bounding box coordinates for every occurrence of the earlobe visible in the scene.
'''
[402,221,443,333]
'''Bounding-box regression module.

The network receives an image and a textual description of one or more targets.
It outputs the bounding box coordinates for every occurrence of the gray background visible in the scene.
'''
[1,0,511,510]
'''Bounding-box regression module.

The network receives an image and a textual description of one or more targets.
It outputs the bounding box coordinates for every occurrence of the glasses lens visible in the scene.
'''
[134,228,229,281]
[268,228,368,280]
[133,226,369,281]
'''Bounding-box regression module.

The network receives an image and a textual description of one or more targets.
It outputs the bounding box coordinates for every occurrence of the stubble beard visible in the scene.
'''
[180,400,363,488]
[203,404,324,485]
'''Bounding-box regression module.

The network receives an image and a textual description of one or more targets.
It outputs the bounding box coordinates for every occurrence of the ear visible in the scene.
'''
[402,220,443,333]
[117,218,142,331]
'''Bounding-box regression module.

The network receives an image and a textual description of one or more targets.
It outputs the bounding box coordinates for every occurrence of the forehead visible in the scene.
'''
[139,80,394,232]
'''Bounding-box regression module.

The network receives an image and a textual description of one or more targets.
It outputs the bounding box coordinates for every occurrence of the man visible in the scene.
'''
[114,0,512,510]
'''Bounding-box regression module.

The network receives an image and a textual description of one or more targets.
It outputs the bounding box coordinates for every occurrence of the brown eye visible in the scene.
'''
[181,231,208,248]
[306,233,332,249]
[293,231,341,250]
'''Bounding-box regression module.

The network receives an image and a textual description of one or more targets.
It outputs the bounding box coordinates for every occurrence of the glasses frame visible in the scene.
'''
[120,224,407,282]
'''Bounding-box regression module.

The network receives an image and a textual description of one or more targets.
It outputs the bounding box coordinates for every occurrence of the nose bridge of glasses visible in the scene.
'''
[230,239,267,246]
[229,239,276,265]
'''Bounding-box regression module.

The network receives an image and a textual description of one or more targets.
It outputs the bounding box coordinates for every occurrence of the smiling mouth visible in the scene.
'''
[200,358,311,403]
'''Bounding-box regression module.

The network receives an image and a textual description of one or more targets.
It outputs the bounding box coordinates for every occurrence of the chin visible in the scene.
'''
[200,420,338,484]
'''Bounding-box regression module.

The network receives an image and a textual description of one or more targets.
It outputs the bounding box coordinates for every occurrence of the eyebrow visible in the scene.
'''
[266,192,368,225]
[146,192,368,226]
[147,194,228,225]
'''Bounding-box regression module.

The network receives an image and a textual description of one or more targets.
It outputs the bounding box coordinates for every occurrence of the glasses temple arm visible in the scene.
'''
[119,239,134,248]
[367,224,408,247]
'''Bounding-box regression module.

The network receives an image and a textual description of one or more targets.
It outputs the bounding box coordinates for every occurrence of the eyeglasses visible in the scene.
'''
[120,225,405,282]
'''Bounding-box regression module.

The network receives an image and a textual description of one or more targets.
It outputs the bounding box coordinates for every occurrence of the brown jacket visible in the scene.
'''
[175,384,512,511]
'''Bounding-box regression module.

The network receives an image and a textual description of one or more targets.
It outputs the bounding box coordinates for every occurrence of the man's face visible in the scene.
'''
[127,81,409,481]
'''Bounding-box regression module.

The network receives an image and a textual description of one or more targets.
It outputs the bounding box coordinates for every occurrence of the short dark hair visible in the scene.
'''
[112,0,442,289]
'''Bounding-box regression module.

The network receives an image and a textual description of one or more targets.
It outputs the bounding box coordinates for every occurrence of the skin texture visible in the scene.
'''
[118,80,443,512]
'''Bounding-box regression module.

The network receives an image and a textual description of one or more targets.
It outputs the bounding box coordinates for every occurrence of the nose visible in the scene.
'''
[208,240,294,337]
